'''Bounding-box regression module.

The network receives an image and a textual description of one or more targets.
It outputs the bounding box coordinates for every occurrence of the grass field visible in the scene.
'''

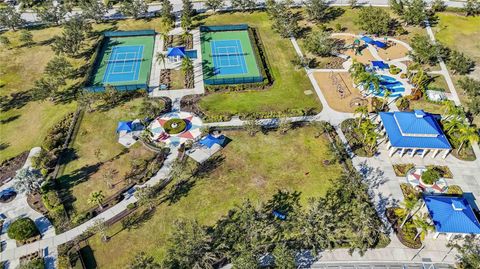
[59,98,155,212]
[197,11,321,117]
[87,126,343,268]
[0,18,169,163]
[434,12,480,64]
[0,27,78,162]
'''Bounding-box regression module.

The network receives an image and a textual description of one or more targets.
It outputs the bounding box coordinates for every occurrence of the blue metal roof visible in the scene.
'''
[379,111,451,149]
[199,134,226,148]
[361,36,375,44]
[424,195,480,234]
[167,47,186,57]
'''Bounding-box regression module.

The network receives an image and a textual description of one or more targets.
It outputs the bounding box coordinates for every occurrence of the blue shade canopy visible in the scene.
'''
[424,195,480,234]
[361,36,375,44]
[199,134,226,148]
[379,110,451,149]
[373,40,387,48]
[372,61,389,69]
[116,121,132,133]
[167,47,186,57]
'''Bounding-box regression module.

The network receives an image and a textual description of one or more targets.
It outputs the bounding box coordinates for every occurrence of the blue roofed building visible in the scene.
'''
[166,46,186,63]
[379,110,452,158]
[424,195,480,239]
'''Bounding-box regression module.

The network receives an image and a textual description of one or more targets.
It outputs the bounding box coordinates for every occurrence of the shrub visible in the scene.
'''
[7,218,40,241]
[447,185,463,195]
[421,168,441,185]
[393,164,415,176]
[18,258,44,269]
[389,66,401,75]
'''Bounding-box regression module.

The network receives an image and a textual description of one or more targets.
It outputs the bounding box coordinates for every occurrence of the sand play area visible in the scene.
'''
[313,71,364,113]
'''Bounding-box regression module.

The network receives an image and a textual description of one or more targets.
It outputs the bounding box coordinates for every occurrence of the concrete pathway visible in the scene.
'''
[0,148,57,269]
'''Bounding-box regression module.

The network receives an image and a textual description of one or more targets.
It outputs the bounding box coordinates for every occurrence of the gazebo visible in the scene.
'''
[166,46,186,63]
[378,110,452,158]
[424,195,480,240]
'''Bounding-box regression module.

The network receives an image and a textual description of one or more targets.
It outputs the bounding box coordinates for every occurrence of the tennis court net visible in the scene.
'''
[105,58,144,64]
[210,53,248,57]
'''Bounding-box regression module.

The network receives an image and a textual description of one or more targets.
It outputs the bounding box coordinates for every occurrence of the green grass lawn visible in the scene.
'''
[0,27,78,162]
[59,98,155,212]
[197,11,321,118]
[87,126,343,268]
[409,98,444,114]
[434,12,480,64]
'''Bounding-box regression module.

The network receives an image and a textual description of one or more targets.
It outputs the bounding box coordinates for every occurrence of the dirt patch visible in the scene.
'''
[0,151,29,186]
[252,175,266,188]
[313,71,364,113]
[343,46,376,65]
[377,42,410,61]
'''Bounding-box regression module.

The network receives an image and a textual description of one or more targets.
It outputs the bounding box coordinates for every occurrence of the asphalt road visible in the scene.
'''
[16,0,467,24]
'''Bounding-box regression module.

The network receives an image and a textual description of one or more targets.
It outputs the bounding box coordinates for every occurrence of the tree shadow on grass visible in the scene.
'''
[0,91,32,112]
[0,115,20,124]
[0,142,9,151]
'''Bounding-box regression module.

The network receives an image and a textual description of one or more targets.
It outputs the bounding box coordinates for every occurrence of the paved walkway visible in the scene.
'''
[0,148,57,269]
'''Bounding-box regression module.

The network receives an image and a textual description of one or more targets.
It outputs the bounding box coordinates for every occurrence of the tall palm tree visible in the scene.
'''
[365,129,379,154]
[382,89,392,110]
[457,124,479,154]
[443,117,463,135]
[181,56,194,87]
[411,68,430,93]
[412,214,434,241]
[348,60,365,81]
[156,52,167,69]
[400,196,422,228]
[354,105,368,128]
[359,119,376,143]
[357,71,380,93]
[88,191,105,210]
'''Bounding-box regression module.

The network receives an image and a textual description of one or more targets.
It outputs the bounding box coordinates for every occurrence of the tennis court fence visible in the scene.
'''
[200,24,248,32]
[204,76,263,85]
[104,30,156,37]
[85,83,148,92]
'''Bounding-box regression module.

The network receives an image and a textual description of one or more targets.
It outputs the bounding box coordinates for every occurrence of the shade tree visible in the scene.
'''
[266,0,301,38]
[0,6,25,31]
[357,6,392,35]
[304,0,329,22]
[205,0,225,12]
[79,0,108,23]
[119,0,148,19]
[304,30,341,57]
[35,0,67,26]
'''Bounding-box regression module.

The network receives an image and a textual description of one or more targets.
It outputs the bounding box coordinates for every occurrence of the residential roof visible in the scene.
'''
[167,46,186,57]
[424,195,480,234]
[379,110,451,149]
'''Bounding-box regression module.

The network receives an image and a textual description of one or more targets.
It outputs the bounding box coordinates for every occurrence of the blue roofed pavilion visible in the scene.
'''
[379,110,452,158]
[424,195,480,239]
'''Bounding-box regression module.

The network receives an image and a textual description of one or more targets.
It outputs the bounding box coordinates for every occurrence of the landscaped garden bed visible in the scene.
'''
[393,163,415,177]
[0,151,29,186]
[386,207,422,249]
[340,118,377,157]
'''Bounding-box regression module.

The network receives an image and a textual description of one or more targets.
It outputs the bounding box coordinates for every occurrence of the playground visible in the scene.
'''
[313,71,364,113]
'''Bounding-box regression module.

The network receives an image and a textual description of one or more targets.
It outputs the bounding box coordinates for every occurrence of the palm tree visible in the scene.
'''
[400,196,422,228]
[359,119,376,143]
[348,60,365,81]
[88,191,105,210]
[411,68,430,94]
[156,52,167,69]
[456,124,479,154]
[357,71,380,93]
[354,105,368,128]
[181,56,194,87]
[412,214,434,241]
[443,117,463,135]
[382,89,392,110]
[364,129,379,154]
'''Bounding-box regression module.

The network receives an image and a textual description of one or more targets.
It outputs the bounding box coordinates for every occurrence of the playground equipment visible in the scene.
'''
[329,71,351,99]
[350,97,368,107]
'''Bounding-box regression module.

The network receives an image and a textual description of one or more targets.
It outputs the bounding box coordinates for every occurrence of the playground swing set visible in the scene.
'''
[329,71,351,99]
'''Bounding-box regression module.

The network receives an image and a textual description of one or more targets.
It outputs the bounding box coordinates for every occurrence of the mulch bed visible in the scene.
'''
[0,151,29,187]
[27,193,49,215]
[386,207,422,249]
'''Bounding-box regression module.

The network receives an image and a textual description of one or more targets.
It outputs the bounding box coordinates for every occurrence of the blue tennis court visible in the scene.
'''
[103,45,144,84]
[211,40,248,76]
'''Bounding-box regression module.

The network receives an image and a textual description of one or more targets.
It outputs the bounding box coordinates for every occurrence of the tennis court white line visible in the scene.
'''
[236,40,248,74]
[102,45,145,83]
[213,43,241,68]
